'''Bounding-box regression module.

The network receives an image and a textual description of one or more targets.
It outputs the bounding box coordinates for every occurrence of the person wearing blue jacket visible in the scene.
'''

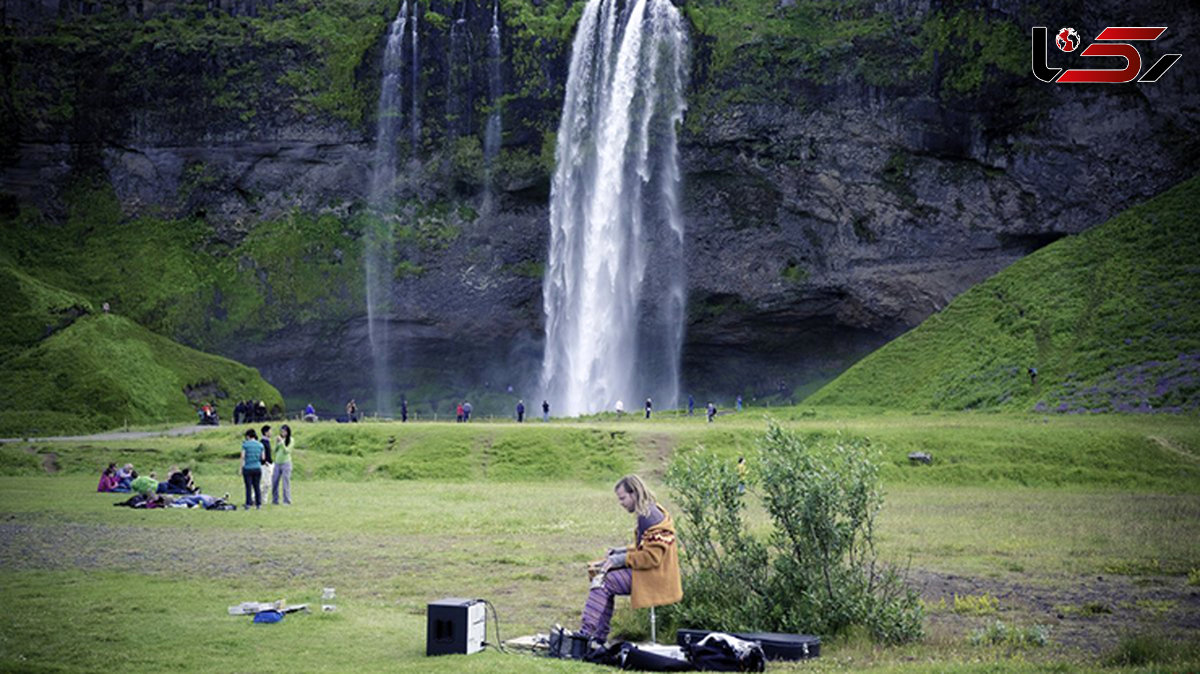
[241,429,265,510]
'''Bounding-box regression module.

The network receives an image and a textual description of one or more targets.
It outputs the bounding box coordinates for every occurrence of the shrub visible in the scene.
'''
[664,422,923,644]
[953,593,999,615]
[968,620,1049,648]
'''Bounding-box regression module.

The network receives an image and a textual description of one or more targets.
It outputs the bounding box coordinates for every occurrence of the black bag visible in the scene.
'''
[547,626,599,660]
[586,642,694,671]
[683,633,765,672]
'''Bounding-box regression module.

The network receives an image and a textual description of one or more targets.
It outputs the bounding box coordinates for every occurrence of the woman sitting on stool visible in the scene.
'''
[579,474,682,644]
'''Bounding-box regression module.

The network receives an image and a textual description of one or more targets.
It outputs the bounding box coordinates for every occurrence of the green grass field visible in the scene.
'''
[1,414,1198,672]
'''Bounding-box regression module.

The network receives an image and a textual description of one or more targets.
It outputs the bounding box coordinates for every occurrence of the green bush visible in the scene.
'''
[968,620,1049,648]
[665,422,923,643]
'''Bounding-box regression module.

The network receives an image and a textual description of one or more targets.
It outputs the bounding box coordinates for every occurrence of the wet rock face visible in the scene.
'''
[2,0,1198,406]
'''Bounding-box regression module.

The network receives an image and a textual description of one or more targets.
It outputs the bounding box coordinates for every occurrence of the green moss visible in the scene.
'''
[393,259,425,279]
[781,260,809,284]
[501,261,545,279]
[913,9,1027,96]
[809,174,1200,412]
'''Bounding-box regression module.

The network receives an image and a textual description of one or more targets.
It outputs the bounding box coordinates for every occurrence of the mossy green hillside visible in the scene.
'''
[808,174,1200,413]
[1,184,366,351]
[0,267,281,436]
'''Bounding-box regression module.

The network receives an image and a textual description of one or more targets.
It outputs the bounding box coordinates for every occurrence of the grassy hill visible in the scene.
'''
[808,174,1200,413]
[0,264,282,437]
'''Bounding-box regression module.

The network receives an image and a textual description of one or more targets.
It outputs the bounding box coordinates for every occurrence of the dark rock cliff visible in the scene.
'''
[2,0,1197,412]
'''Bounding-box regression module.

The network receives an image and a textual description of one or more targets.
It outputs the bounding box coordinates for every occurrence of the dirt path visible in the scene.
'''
[1150,435,1200,465]
[0,425,214,444]
[911,568,1200,657]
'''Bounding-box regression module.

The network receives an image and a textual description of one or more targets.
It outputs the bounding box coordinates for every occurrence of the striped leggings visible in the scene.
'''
[580,567,632,642]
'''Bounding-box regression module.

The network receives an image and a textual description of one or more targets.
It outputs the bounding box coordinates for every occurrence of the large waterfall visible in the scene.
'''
[364,2,410,417]
[539,0,688,417]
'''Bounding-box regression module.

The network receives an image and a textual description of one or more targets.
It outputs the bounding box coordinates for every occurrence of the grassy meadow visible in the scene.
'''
[1,412,1198,672]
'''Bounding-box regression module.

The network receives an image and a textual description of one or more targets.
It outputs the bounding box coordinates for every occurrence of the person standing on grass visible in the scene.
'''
[272,424,294,505]
[240,429,264,510]
[260,425,274,498]
[645,397,652,419]
[401,399,408,423]
[516,400,525,423]
[542,400,550,422]
[706,401,716,423]
[578,475,682,644]
[463,401,472,422]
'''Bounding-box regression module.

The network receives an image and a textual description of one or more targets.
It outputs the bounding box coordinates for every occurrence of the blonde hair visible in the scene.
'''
[615,474,656,517]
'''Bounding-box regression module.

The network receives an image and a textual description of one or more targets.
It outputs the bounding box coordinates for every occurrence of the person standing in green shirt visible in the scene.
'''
[272,424,294,505]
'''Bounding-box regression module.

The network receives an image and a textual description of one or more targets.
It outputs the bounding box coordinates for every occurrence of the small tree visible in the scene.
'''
[664,421,923,643]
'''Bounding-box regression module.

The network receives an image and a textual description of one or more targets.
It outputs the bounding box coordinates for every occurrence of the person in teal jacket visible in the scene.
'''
[241,429,264,510]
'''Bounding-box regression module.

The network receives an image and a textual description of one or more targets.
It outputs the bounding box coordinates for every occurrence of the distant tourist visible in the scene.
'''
[688,394,694,416]
[401,399,408,423]
[615,400,624,418]
[241,429,264,510]
[456,402,465,423]
[346,399,358,423]
[737,456,746,494]
[272,424,294,506]
[234,400,245,424]
[256,399,268,422]
[304,403,317,422]
[736,395,743,412]
[516,400,526,423]
[706,402,716,423]
[542,400,550,422]
[1028,366,1038,385]
[463,401,472,422]
[645,398,652,419]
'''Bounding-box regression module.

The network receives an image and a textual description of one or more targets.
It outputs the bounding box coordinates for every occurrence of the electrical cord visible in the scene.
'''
[478,598,509,654]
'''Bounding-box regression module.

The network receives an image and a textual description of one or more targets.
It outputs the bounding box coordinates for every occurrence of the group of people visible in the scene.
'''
[239,424,295,509]
[97,462,200,496]
[234,400,272,424]
[455,401,473,422]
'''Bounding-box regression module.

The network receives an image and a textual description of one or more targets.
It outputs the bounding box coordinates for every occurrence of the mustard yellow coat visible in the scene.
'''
[624,506,683,609]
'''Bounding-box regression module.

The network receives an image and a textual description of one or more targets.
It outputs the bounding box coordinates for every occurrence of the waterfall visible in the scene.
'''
[484,0,502,163]
[364,2,410,417]
[446,1,472,140]
[539,0,688,417]
[410,0,421,148]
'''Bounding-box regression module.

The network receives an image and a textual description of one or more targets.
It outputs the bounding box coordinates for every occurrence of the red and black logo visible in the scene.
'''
[1032,26,1181,83]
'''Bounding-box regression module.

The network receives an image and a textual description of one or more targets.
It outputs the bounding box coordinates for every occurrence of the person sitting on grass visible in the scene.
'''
[159,467,198,494]
[115,463,134,488]
[130,472,158,496]
[578,475,682,645]
[97,464,120,492]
